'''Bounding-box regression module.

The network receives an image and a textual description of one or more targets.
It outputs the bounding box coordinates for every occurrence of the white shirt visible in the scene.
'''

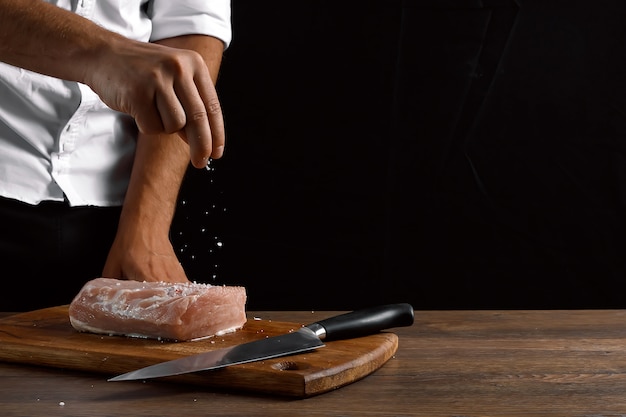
[0,0,231,207]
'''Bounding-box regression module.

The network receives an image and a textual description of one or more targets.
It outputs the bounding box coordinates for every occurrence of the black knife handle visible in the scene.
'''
[306,303,414,341]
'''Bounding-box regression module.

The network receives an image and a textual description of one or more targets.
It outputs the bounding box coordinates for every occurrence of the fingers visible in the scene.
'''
[151,57,225,168]
[135,92,187,135]
[203,83,226,160]
[156,91,186,134]
[171,67,225,168]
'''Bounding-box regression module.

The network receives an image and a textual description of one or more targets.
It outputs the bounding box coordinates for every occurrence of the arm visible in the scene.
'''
[102,35,225,282]
[0,0,224,166]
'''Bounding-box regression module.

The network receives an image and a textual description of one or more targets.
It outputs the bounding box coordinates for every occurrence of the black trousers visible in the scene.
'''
[0,196,121,311]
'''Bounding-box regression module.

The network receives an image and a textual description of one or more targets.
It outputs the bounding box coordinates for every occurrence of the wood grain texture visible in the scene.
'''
[4,309,626,416]
[0,306,397,398]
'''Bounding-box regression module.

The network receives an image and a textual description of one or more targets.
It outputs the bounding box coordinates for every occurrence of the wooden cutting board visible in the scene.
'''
[0,306,398,398]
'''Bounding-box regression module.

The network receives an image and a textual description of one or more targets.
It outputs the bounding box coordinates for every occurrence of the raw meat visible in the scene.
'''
[68,278,247,341]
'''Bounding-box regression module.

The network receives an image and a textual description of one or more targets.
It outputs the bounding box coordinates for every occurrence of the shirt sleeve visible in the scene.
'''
[147,0,232,48]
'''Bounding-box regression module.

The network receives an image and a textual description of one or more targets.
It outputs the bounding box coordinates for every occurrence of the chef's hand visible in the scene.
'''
[84,39,225,168]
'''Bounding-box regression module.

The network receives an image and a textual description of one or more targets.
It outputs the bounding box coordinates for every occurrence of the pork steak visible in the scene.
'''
[68,278,247,341]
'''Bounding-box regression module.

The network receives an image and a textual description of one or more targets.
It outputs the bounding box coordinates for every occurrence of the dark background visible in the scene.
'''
[173,1,626,311]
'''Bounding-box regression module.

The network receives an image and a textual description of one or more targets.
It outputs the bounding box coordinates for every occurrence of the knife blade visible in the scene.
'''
[108,303,414,382]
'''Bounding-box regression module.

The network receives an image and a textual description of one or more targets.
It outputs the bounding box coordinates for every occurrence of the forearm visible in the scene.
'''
[0,0,120,83]
[117,134,188,238]
[102,128,190,282]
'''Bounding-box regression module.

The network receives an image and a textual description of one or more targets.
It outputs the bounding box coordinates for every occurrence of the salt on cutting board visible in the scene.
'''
[0,306,403,397]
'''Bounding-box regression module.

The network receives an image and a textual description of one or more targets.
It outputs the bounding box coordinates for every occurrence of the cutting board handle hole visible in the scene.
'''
[271,361,310,371]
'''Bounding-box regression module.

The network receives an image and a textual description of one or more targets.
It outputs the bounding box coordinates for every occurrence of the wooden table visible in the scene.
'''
[3,309,626,416]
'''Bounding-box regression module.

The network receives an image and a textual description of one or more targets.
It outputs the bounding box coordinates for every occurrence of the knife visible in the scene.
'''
[108,303,414,382]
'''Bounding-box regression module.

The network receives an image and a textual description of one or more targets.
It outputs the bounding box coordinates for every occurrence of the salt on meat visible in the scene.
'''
[68,278,247,341]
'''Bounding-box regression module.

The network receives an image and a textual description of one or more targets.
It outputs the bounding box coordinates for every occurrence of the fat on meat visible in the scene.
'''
[69,278,247,341]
